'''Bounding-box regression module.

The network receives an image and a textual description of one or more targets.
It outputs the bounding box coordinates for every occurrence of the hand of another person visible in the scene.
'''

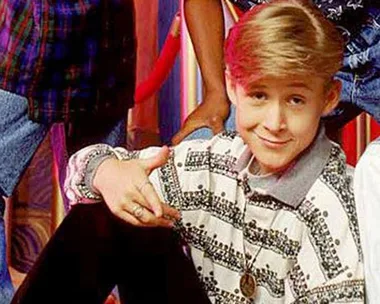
[171,91,230,145]
[93,146,181,228]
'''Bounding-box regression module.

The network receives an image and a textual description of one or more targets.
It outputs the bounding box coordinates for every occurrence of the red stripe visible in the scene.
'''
[2,3,34,85]
[342,120,357,166]
[28,2,49,98]
[0,1,7,24]
[78,0,87,15]
[370,118,380,141]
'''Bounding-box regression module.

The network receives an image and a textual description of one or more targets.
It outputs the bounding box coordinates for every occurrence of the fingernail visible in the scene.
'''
[164,222,175,228]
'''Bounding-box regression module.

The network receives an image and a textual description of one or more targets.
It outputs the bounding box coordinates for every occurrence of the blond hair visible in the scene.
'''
[225,0,344,89]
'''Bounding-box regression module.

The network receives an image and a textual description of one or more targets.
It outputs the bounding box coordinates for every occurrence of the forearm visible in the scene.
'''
[184,0,227,95]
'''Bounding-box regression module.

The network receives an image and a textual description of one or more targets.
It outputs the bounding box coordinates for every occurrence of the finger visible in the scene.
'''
[153,217,176,228]
[171,120,206,145]
[130,187,151,210]
[124,203,174,228]
[138,181,164,218]
[116,209,147,227]
[140,146,170,174]
[131,190,180,220]
[162,204,181,220]
[126,202,156,224]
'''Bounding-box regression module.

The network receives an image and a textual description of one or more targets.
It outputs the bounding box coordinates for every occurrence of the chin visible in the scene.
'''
[258,158,292,174]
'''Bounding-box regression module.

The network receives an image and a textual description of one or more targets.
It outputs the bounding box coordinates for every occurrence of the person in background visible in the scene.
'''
[0,1,135,301]
[11,1,364,303]
[0,0,230,301]
[172,0,230,144]
[354,140,380,303]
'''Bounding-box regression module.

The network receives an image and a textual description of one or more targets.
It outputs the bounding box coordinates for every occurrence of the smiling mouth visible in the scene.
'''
[255,133,291,145]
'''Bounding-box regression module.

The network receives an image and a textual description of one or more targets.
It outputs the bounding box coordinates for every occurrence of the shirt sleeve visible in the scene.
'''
[63,139,207,208]
[354,140,380,304]
[64,143,163,206]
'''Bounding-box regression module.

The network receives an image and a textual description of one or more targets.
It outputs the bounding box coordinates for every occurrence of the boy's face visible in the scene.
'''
[227,74,341,175]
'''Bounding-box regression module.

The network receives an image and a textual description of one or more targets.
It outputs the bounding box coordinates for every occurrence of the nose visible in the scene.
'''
[263,102,286,132]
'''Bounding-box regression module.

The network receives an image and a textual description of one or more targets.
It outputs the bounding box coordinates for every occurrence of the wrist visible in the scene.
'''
[92,157,119,195]
[203,84,228,97]
[202,91,230,110]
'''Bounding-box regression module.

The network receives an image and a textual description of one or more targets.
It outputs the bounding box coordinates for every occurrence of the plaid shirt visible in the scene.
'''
[0,0,136,124]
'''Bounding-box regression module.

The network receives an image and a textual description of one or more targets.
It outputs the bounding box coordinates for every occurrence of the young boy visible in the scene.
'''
[12,1,364,303]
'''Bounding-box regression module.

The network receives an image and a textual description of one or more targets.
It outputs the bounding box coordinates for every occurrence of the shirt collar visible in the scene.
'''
[233,125,332,208]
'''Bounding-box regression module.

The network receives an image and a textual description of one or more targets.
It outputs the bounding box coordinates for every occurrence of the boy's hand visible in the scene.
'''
[93,146,180,228]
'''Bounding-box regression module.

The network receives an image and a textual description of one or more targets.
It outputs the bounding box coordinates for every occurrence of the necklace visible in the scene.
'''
[239,174,263,299]
[240,273,256,298]
[239,163,283,299]
[239,240,263,298]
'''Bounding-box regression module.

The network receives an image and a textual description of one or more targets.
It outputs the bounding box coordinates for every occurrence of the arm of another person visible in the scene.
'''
[64,144,181,228]
[354,140,380,303]
[171,0,230,145]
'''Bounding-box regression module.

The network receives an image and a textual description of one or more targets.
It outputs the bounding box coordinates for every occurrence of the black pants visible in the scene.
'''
[11,203,210,304]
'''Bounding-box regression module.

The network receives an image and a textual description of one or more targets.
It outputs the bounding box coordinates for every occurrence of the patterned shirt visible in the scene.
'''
[65,129,365,303]
[229,0,374,34]
[0,0,136,124]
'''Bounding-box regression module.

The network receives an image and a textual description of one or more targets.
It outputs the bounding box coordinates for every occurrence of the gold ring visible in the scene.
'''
[132,204,144,218]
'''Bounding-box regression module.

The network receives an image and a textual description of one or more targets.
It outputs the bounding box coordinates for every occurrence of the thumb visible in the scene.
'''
[140,146,170,174]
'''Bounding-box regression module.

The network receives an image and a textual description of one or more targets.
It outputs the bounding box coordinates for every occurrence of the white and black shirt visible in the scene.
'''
[66,128,365,303]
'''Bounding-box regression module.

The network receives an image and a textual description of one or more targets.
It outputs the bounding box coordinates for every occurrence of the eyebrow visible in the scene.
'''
[287,83,313,91]
[248,83,313,91]
[249,85,266,89]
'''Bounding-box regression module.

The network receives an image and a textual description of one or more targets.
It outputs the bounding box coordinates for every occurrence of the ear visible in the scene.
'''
[225,69,238,106]
[322,79,342,116]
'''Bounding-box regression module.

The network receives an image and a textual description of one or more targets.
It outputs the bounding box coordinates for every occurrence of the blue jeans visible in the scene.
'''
[0,90,47,302]
[0,197,14,304]
[325,7,380,127]
[0,91,48,198]
[0,89,127,303]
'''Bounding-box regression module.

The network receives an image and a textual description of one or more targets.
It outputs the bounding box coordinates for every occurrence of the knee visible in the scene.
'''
[57,202,116,242]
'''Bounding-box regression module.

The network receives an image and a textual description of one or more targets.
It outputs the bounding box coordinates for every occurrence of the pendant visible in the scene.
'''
[240,273,257,298]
